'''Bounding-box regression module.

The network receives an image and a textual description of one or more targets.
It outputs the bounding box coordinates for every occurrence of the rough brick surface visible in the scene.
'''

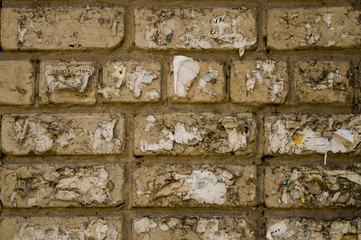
[266,218,361,240]
[39,61,97,105]
[99,61,161,102]
[134,113,256,155]
[230,59,288,104]
[0,60,34,105]
[0,217,123,240]
[1,113,125,155]
[264,114,361,155]
[133,165,257,207]
[168,56,225,102]
[265,165,361,208]
[1,6,124,50]
[135,7,257,51]
[267,7,361,50]
[0,164,124,208]
[132,216,256,240]
[294,60,352,104]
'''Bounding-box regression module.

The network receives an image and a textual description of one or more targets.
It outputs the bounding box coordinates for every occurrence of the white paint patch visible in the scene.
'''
[170,123,204,144]
[266,220,290,240]
[91,119,120,154]
[322,13,333,28]
[134,218,157,234]
[156,169,232,204]
[145,89,160,100]
[173,56,200,98]
[126,66,157,98]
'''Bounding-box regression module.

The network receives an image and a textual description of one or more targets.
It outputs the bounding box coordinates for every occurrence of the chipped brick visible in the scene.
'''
[231,59,288,104]
[0,217,122,240]
[294,60,353,104]
[133,165,257,207]
[100,61,161,102]
[1,6,124,50]
[264,114,361,155]
[0,60,34,105]
[1,113,124,155]
[168,56,225,102]
[135,7,257,52]
[0,164,124,208]
[39,61,97,105]
[133,216,256,240]
[265,165,361,208]
[266,218,361,240]
[267,7,361,50]
[134,113,256,155]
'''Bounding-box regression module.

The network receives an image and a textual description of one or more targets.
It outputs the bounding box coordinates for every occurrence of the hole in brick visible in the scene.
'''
[261,156,266,162]
[263,37,267,48]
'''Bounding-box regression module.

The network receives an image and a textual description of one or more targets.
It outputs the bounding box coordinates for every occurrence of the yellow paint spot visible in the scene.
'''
[294,135,303,145]
[301,196,305,203]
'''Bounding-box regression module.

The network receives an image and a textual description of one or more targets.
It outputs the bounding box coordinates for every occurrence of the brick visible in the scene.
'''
[39,61,97,105]
[0,164,124,208]
[1,6,124,51]
[0,216,122,240]
[230,59,288,104]
[132,216,256,240]
[264,114,361,155]
[134,113,256,155]
[133,165,257,207]
[0,60,34,105]
[267,7,361,50]
[266,218,361,240]
[265,165,361,208]
[135,7,257,51]
[295,60,352,104]
[167,56,225,102]
[99,61,161,102]
[1,113,124,155]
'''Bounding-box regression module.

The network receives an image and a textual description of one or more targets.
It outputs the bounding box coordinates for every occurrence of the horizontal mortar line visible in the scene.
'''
[0,104,356,114]
[0,206,265,216]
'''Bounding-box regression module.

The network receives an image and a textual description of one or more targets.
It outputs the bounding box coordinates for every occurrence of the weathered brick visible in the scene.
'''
[132,216,256,240]
[264,114,361,155]
[266,218,361,240]
[0,60,34,105]
[0,164,124,208]
[167,56,225,102]
[134,113,256,155]
[265,165,361,208]
[99,61,161,102]
[267,7,361,50]
[1,113,124,155]
[39,61,97,105]
[0,217,122,240]
[133,165,257,207]
[135,7,257,51]
[1,6,124,51]
[294,60,352,104]
[230,59,288,104]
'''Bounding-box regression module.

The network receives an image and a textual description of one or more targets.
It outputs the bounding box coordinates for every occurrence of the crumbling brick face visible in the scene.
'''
[267,7,361,50]
[0,1,360,240]
[0,164,125,208]
[132,216,257,240]
[0,217,123,240]
[1,6,124,50]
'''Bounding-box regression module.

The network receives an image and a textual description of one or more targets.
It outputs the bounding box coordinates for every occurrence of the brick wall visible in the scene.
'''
[0,0,360,239]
